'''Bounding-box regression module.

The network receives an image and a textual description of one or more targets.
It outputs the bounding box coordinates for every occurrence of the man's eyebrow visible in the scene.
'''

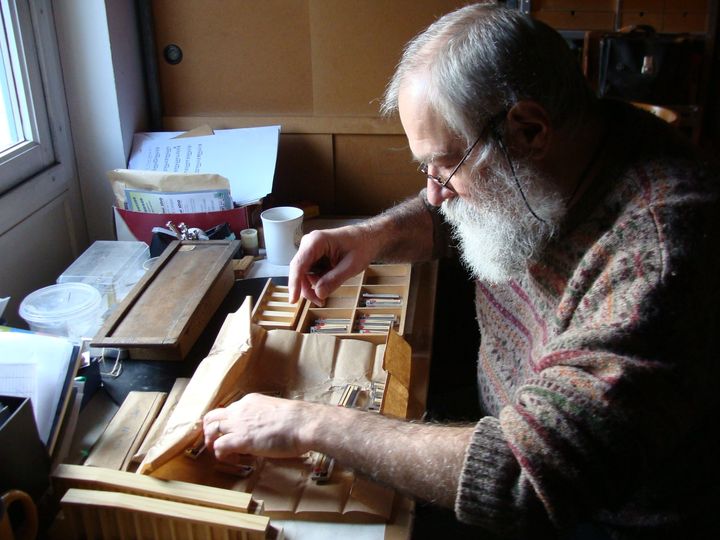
[413,149,453,165]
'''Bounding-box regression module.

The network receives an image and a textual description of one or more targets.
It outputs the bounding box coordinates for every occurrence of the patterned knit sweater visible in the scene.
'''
[429,101,720,539]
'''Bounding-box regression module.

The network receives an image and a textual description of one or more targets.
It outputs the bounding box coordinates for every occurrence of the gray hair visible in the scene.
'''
[380,2,595,142]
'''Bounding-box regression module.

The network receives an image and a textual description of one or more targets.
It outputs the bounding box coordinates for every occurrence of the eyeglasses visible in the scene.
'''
[418,108,548,224]
[419,134,482,192]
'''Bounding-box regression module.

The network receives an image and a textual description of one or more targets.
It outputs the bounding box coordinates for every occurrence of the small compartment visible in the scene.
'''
[362,264,410,285]
[298,308,355,334]
[353,308,403,335]
[320,285,360,309]
[251,280,303,330]
[341,273,364,286]
[358,285,406,308]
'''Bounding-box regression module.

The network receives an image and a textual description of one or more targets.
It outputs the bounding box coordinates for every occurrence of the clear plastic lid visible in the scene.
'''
[19,282,103,322]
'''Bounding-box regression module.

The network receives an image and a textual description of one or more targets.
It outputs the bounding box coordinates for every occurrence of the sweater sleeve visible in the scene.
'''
[454,163,720,537]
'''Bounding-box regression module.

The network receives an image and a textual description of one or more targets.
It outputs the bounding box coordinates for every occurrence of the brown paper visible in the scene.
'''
[139,299,412,522]
[138,298,258,474]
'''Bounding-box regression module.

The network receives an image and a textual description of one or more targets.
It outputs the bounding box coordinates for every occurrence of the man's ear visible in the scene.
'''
[503,101,552,159]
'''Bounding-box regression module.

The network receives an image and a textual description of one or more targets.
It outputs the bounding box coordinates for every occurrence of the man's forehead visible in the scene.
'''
[398,80,462,162]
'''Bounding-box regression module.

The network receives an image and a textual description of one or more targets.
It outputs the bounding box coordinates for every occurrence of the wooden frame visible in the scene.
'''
[91,240,240,360]
[251,264,411,345]
[59,488,275,540]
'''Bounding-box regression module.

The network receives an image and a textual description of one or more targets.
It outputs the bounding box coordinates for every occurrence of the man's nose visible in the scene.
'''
[426,177,457,206]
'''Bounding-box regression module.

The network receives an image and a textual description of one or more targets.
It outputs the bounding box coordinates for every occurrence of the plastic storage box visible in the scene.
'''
[57,241,149,313]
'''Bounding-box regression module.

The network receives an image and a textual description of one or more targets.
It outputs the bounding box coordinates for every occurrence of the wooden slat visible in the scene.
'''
[53,464,254,513]
[85,391,167,470]
[132,378,190,465]
[162,115,404,135]
[60,488,271,539]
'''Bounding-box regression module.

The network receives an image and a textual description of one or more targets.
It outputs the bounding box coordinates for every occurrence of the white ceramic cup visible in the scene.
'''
[260,207,304,265]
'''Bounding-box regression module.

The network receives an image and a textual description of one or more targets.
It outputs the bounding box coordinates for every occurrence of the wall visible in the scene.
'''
[150,0,467,216]
[54,0,148,242]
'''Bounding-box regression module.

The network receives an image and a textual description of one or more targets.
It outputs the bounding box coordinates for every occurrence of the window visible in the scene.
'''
[0,0,55,194]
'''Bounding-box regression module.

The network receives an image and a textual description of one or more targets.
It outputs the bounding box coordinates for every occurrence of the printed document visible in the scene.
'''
[125,188,233,213]
[129,125,280,205]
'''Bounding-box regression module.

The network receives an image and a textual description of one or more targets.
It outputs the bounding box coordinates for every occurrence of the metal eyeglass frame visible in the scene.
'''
[419,135,482,193]
[419,111,548,224]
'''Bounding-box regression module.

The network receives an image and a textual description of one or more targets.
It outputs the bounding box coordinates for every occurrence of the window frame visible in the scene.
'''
[0,0,57,195]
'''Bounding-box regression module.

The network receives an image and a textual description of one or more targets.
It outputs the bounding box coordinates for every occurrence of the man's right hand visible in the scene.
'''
[288,224,377,305]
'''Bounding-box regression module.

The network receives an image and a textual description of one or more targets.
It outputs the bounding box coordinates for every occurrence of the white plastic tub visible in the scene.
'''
[19,282,104,342]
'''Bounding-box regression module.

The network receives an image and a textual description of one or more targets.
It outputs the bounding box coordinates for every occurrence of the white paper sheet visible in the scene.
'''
[128,126,280,205]
[0,331,75,444]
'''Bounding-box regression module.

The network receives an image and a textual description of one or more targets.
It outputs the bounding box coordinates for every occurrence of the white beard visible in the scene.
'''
[440,153,565,283]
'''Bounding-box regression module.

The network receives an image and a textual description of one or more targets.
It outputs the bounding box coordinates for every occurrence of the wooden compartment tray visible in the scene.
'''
[92,240,240,360]
[251,264,411,344]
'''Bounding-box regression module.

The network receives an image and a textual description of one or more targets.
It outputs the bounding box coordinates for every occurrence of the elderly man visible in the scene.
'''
[204,3,720,538]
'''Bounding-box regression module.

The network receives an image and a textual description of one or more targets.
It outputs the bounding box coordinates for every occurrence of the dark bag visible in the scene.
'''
[598,25,704,105]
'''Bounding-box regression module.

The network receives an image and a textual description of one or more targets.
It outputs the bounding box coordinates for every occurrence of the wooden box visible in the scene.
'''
[251,264,411,344]
[91,240,240,360]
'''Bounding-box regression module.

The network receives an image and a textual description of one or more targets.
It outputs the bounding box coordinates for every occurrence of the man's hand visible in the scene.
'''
[288,225,377,305]
[202,392,474,508]
[203,394,319,461]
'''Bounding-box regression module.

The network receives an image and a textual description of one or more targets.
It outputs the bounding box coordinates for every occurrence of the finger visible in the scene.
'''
[302,275,325,307]
[313,256,358,299]
[289,234,333,303]
[203,408,226,426]
[203,411,227,445]
[289,245,321,303]
[212,433,250,462]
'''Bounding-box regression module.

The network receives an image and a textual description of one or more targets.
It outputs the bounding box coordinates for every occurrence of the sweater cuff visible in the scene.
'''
[455,416,520,530]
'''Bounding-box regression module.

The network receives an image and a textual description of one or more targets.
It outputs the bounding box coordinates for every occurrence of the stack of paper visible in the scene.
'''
[128,125,280,206]
[0,330,76,445]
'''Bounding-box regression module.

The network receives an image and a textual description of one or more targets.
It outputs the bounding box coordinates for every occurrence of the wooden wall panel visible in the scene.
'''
[151,2,469,214]
[272,134,335,212]
[308,0,466,116]
[334,135,419,216]
[0,196,76,327]
[152,0,313,115]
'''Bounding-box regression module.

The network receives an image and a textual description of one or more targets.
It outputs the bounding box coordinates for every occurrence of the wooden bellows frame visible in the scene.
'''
[59,489,275,540]
[52,465,278,539]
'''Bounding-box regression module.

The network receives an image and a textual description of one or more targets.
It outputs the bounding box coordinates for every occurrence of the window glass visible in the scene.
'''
[0,0,55,194]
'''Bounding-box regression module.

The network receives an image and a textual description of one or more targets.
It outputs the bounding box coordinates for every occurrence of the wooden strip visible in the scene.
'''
[95,242,180,337]
[60,489,270,538]
[122,393,168,472]
[256,320,295,328]
[84,391,167,470]
[232,255,256,279]
[53,464,255,513]
[162,115,404,135]
[132,378,190,464]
